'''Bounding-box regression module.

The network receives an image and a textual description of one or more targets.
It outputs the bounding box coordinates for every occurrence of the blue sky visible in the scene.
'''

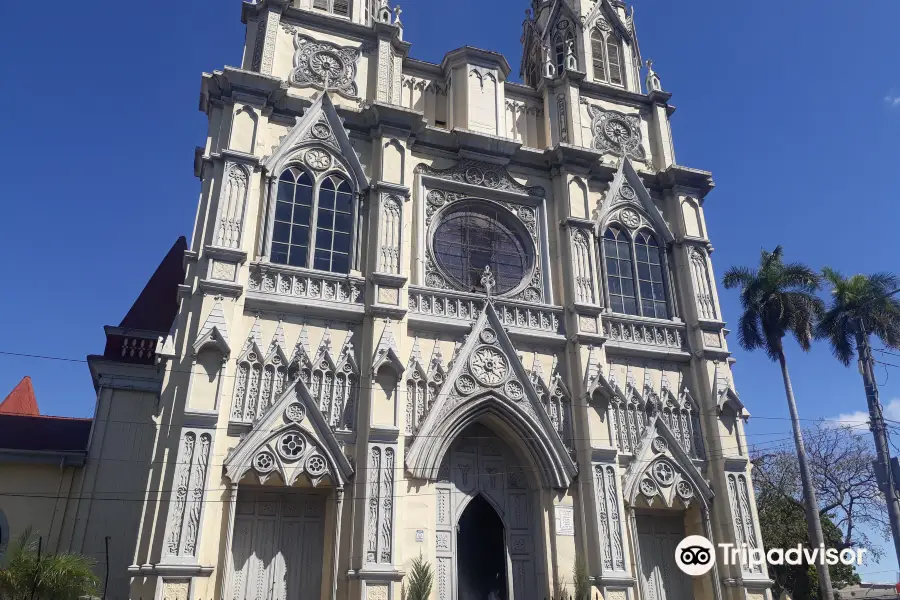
[2,0,899,582]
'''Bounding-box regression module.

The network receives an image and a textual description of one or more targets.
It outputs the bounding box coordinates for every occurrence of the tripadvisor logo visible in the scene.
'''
[674,535,867,576]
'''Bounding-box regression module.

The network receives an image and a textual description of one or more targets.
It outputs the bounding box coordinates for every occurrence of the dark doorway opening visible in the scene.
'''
[457,494,508,600]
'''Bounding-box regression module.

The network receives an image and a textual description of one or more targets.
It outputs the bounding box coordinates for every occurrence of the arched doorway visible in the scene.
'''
[457,494,507,600]
[434,424,542,600]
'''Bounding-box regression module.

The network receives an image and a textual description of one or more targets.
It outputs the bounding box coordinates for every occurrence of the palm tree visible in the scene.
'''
[0,528,99,600]
[401,554,433,600]
[815,268,900,564]
[815,268,900,365]
[723,246,834,600]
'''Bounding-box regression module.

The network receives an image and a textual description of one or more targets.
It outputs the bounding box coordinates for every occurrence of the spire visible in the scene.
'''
[269,319,286,353]
[0,376,39,416]
[119,237,187,333]
[409,336,423,367]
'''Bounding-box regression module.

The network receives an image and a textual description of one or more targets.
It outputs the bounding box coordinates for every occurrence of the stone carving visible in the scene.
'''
[248,264,364,305]
[455,374,477,395]
[618,208,640,229]
[379,194,402,274]
[290,34,361,98]
[557,94,569,143]
[285,402,306,423]
[165,432,194,555]
[253,450,275,473]
[162,580,190,600]
[595,464,626,571]
[505,379,525,401]
[469,346,509,386]
[366,444,396,564]
[215,164,249,249]
[305,148,331,171]
[583,103,647,161]
[651,436,668,453]
[181,433,210,556]
[278,432,306,461]
[415,160,546,197]
[406,339,446,435]
[652,460,675,486]
[645,59,663,93]
[367,585,388,600]
[572,229,594,304]
[603,315,685,351]
[689,246,717,320]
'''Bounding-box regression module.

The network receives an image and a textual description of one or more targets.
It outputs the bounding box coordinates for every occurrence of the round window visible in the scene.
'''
[432,202,533,295]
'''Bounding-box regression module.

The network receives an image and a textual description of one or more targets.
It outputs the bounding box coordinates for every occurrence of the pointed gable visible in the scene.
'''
[406,302,577,489]
[224,377,354,487]
[594,157,674,243]
[581,0,632,43]
[192,297,231,356]
[264,92,369,188]
[372,320,404,376]
[622,415,713,510]
[0,377,39,416]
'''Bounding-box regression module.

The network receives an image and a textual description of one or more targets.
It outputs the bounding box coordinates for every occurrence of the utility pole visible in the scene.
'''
[855,317,900,566]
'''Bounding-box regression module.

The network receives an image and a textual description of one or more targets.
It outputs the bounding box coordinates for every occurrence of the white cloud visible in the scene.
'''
[827,398,900,431]
[885,95,900,108]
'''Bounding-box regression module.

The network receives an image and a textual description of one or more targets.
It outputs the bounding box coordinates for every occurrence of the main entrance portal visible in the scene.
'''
[458,494,507,600]
[434,424,541,600]
[637,514,693,600]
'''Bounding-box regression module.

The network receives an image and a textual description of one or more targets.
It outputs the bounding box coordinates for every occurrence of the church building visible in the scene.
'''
[0,1,772,600]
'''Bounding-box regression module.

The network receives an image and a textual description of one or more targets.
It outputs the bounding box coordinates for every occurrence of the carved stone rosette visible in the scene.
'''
[583,103,647,161]
[289,35,361,99]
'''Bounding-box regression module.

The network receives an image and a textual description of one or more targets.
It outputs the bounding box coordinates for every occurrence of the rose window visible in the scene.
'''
[431,201,534,295]
[469,346,509,386]
[254,451,276,473]
[278,432,306,460]
[652,461,675,486]
[305,454,328,477]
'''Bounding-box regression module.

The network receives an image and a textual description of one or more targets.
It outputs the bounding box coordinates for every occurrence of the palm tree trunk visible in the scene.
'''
[778,350,835,600]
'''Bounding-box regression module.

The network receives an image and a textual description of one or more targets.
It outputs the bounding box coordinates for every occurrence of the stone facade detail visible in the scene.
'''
[365,444,396,565]
[594,464,626,572]
[378,193,402,274]
[728,473,763,574]
[289,35,361,98]
[215,163,249,249]
[571,228,595,304]
[583,102,647,161]
[164,430,212,557]
[405,339,446,435]
[689,246,717,320]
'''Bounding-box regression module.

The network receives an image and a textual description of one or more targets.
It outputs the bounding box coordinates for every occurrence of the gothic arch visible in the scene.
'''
[407,389,572,489]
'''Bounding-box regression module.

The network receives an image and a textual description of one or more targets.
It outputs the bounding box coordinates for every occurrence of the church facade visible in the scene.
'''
[0,1,773,600]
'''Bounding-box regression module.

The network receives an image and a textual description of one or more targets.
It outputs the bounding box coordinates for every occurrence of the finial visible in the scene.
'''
[481,265,496,298]
[645,59,663,93]
[393,5,402,25]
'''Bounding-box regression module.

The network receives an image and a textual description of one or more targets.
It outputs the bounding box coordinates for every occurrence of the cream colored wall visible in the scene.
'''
[0,464,76,554]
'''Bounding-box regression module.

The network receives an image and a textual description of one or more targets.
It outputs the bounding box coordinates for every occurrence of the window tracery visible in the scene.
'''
[271,165,355,275]
[312,0,351,19]
[590,27,624,86]
[602,226,670,319]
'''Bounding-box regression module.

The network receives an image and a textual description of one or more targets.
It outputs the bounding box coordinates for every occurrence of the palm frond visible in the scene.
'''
[402,554,433,600]
[780,263,822,293]
[822,266,845,290]
[723,266,756,290]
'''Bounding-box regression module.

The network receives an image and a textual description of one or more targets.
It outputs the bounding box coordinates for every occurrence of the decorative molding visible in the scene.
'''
[408,288,563,337]
[688,246,717,320]
[248,264,364,306]
[554,504,574,535]
[594,463,626,573]
[215,163,250,250]
[164,430,212,558]
[602,314,686,353]
[379,193,402,274]
[365,444,397,565]
[728,473,763,574]
[571,228,595,304]
[289,34,361,99]
[415,160,546,197]
[581,102,646,161]
[556,94,569,144]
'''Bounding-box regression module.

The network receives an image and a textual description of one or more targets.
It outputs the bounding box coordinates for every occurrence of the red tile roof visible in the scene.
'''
[0,376,39,416]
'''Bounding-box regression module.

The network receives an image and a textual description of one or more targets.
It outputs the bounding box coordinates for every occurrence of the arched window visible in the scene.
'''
[554,33,568,75]
[604,227,637,315]
[603,226,670,318]
[273,168,313,267]
[606,36,623,85]
[271,168,354,275]
[635,231,668,319]
[313,175,353,274]
[591,29,607,82]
